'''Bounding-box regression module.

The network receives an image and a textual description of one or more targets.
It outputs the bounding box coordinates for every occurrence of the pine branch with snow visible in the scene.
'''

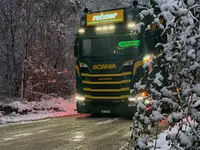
[130,0,200,149]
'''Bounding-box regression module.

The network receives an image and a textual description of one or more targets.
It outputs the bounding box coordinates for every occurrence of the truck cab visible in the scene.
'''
[74,4,164,116]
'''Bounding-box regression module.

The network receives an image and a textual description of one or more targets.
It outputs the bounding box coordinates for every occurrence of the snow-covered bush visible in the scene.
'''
[0,97,72,115]
[130,0,200,149]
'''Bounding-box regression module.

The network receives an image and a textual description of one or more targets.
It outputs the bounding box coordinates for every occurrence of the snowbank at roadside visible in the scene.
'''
[0,97,77,124]
[0,113,54,124]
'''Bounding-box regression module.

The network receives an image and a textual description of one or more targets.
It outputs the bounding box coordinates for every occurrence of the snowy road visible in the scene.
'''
[0,116,132,150]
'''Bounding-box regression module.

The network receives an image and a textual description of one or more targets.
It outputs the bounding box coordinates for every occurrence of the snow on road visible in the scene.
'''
[3,138,16,141]
[3,132,33,142]
[68,131,86,142]
[95,118,119,125]
[13,133,33,137]
[0,116,132,150]
[37,130,49,133]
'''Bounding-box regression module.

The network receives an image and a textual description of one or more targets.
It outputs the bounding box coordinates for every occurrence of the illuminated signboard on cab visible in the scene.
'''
[118,40,140,50]
[87,9,124,26]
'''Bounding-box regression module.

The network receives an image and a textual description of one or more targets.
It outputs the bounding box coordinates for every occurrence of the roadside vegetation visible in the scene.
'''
[129,0,200,149]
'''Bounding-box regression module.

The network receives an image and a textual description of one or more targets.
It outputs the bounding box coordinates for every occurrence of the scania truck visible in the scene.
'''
[74,1,165,116]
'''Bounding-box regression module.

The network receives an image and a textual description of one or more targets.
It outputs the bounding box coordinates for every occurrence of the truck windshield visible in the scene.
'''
[81,35,144,57]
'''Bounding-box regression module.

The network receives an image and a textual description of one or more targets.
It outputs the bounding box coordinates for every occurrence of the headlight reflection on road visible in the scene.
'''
[69,131,85,142]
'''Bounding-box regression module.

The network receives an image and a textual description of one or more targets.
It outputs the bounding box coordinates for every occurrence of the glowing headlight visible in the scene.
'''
[78,28,85,34]
[127,22,136,29]
[76,94,85,102]
[128,96,137,102]
[128,96,144,102]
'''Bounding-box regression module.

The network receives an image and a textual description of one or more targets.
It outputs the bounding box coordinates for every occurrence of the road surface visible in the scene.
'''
[0,115,132,150]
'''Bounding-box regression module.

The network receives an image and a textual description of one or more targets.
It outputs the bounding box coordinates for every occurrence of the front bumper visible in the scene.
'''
[76,100,137,117]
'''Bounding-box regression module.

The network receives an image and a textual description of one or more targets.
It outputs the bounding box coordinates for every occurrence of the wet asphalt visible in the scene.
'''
[0,116,132,150]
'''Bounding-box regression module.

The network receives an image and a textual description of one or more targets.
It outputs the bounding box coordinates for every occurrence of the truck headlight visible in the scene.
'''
[128,96,144,102]
[128,96,137,102]
[76,94,85,102]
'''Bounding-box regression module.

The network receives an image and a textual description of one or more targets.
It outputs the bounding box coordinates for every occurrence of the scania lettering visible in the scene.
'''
[74,2,166,116]
[93,64,117,70]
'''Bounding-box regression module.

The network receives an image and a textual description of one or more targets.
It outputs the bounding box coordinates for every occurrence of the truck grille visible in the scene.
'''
[81,72,132,100]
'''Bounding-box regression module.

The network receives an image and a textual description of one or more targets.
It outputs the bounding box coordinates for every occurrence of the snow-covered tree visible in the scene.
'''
[130,0,200,149]
[0,0,132,99]
[0,0,80,98]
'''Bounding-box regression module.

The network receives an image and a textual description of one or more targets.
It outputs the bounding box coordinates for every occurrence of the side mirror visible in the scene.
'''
[74,35,79,57]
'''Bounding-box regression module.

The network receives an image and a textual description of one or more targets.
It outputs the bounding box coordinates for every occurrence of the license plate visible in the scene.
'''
[101,110,111,113]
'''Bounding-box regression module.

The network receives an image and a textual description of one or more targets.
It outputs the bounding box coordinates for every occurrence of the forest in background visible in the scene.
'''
[0,0,151,101]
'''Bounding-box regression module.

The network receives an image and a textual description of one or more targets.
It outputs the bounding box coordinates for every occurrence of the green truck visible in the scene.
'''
[74,2,164,116]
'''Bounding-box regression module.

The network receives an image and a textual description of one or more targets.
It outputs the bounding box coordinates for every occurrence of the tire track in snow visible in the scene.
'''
[95,118,119,125]
[2,132,33,142]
